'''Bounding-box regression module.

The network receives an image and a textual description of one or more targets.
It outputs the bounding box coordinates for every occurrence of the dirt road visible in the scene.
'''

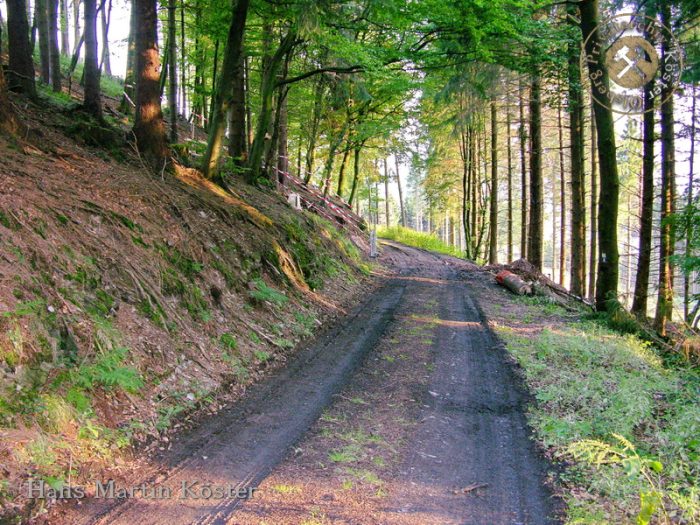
[44,241,560,525]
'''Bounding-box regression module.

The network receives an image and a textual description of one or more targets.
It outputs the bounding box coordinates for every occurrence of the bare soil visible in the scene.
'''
[39,240,561,525]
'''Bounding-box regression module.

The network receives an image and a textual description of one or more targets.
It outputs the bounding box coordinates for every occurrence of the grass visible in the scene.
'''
[497,320,700,524]
[377,226,465,259]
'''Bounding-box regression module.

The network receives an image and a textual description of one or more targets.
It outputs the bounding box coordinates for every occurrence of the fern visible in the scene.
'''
[66,347,143,393]
[568,434,667,525]
[249,278,288,307]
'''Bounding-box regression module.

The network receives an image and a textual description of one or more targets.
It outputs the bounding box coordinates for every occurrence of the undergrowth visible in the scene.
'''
[377,225,465,259]
[497,317,700,524]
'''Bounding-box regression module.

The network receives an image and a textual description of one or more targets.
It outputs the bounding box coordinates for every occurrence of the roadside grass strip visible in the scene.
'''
[497,320,700,524]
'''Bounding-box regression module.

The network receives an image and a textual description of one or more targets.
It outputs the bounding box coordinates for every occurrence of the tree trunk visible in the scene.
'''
[48,0,61,91]
[82,0,101,118]
[206,39,219,124]
[99,0,111,76]
[336,139,351,197]
[489,98,498,264]
[72,0,80,54]
[384,157,390,226]
[518,78,527,259]
[133,0,169,168]
[654,0,676,335]
[228,51,248,166]
[580,0,619,310]
[460,120,472,259]
[245,55,252,149]
[119,1,136,114]
[167,0,177,142]
[506,93,513,262]
[588,103,598,301]
[179,0,186,115]
[557,94,566,286]
[568,2,586,296]
[36,0,51,83]
[192,3,203,125]
[247,30,296,182]
[471,126,478,255]
[395,154,406,226]
[685,83,697,321]
[348,144,362,206]
[201,0,250,179]
[276,85,289,184]
[631,53,656,317]
[304,76,324,184]
[59,0,69,54]
[66,32,83,95]
[0,61,23,135]
[527,70,543,270]
[6,0,37,97]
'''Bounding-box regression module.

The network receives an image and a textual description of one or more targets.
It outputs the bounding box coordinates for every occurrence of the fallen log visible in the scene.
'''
[496,270,531,295]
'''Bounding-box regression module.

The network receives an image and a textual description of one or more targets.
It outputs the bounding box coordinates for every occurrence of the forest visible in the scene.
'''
[0,0,698,324]
[0,0,700,522]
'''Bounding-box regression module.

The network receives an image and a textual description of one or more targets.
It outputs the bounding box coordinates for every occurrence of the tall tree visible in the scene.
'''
[631,19,656,318]
[527,69,543,270]
[71,0,80,54]
[276,86,289,184]
[396,153,406,226]
[489,98,498,264]
[684,84,697,321]
[579,0,619,310]
[568,2,586,297]
[304,76,325,184]
[506,91,513,262]
[100,0,112,76]
[133,0,169,167]
[588,104,598,300]
[228,53,248,166]
[247,30,296,182]
[201,0,250,179]
[557,94,566,286]
[384,157,390,226]
[518,78,528,259]
[6,0,37,97]
[654,0,677,335]
[82,0,101,118]
[48,0,62,91]
[36,0,51,83]
[59,0,69,54]
[167,0,177,143]
[119,2,136,114]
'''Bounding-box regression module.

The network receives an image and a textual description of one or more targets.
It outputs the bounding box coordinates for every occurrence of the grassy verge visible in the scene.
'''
[377,226,464,259]
[495,301,699,524]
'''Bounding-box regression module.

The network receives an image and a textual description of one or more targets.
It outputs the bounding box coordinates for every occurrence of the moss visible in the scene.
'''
[159,268,209,322]
[131,235,149,248]
[110,211,143,233]
[212,259,238,288]
[86,289,115,318]
[155,243,204,279]
[0,209,21,230]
